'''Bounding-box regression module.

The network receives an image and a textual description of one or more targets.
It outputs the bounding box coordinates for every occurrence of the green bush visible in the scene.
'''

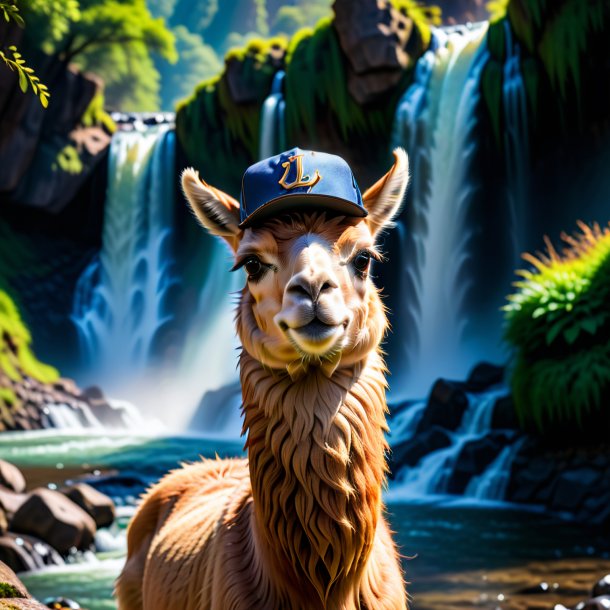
[504,222,610,433]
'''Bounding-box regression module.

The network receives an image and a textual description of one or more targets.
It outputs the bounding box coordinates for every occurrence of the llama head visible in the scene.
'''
[182,149,409,374]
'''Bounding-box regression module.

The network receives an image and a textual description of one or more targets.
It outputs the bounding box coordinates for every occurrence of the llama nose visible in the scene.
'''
[286,273,338,303]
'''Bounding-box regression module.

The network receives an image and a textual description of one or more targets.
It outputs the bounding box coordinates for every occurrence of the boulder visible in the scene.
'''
[0,534,62,573]
[10,489,96,554]
[416,380,469,433]
[490,395,519,430]
[465,362,504,392]
[391,426,452,469]
[333,0,425,103]
[447,433,511,494]
[0,489,27,519]
[549,468,601,512]
[593,576,610,598]
[62,484,115,529]
[0,601,50,609]
[0,560,28,598]
[0,463,25,494]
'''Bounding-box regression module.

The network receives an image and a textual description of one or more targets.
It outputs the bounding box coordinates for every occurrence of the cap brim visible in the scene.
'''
[239,193,367,229]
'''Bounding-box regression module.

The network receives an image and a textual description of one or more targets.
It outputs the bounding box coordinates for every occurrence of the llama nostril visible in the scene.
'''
[287,282,312,299]
[320,281,336,293]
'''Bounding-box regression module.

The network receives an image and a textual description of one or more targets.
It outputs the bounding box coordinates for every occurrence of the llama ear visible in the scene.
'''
[181,168,242,251]
[362,148,409,237]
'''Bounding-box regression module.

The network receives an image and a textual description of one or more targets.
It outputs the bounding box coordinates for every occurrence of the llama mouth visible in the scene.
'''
[287,318,344,356]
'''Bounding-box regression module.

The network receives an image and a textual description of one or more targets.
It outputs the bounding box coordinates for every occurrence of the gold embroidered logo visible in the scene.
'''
[278,154,321,191]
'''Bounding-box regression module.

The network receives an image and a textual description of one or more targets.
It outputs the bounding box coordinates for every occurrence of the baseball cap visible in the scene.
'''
[239,147,367,228]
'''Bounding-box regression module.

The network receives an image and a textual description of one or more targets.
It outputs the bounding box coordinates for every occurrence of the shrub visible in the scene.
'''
[504,222,610,434]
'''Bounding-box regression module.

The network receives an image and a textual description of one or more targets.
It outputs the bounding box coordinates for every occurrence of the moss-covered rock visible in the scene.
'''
[504,222,610,438]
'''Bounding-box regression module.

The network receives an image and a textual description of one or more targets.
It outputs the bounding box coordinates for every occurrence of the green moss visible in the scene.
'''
[0,582,22,598]
[0,290,59,385]
[504,223,610,432]
[81,90,116,134]
[391,0,441,49]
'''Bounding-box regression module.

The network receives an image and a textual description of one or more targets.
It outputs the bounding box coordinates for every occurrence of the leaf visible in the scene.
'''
[17,68,27,93]
[563,325,580,344]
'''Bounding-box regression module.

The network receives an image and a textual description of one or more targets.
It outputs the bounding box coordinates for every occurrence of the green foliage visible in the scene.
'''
[157,26,221,111]
[0,45,49,106]
[21,0,176,111]
[169,0,218,33]
[486,0,509,23]
[81,90,116,132]
[0,290,59,384]
[53,144,83,174]
[505,223,610,432]
[391,0,441,49]
[0,2,50,107]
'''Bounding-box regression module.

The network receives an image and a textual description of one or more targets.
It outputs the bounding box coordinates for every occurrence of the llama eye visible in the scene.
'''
[244,256,264,280]
[352,251,371,277]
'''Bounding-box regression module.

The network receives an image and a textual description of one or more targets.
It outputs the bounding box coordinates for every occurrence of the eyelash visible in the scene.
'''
[231,256,275,282]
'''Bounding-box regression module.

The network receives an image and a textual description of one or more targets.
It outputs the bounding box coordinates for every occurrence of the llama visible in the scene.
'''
[115,148,410,610]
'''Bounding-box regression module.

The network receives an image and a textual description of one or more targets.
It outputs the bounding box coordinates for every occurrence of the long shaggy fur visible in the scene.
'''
[116,155,410,610]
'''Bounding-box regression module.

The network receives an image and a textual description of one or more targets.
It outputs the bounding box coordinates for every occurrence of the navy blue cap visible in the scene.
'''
[239,147,367,228]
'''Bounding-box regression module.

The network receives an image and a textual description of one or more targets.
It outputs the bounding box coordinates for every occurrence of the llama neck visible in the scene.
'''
[240,350,389,607]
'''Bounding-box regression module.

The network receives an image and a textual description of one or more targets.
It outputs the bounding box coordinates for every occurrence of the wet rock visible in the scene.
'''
[0,601,50,609]
[465,362,504,391]
[593,576,610,598]
[550,468,602,512]
[82,386,126,428]
[490,395,519,430]
[0,534,62,573]
[517,581,554,594]
[43,598,81,609]
[391,426,452,469]
[416,380,469,433]
[447,433,511,494]
[576,596,610,610]
[0,560,28,598]
[11,489,96,554]
[62,483,115,529]
[0,463,26,495]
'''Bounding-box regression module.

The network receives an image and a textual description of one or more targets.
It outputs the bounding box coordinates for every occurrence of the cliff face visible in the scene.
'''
[0,21,111,213]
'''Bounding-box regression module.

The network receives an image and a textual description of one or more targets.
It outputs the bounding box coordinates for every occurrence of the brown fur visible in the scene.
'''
[115,149,409,610]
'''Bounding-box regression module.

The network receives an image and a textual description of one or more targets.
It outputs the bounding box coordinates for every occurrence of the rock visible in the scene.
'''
[550,468,601,512]
[447,433,511,494]
[593,576,610,598]
[391,426,452,470]
[333,0,424,103]
[0,489,27,519]
[10,489,96,554]
[416,380,469,433]
[466,362,504,391]
[0,534,62,573]
[0,560,28,598]
[0,601,50,609]
[490,395,519,430]
[62,484,115,529]
[43,598,81,609]
[0,464,25,495]
[576,596,610,610]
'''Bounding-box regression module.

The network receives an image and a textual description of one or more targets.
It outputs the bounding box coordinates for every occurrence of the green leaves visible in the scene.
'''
[0,46,50,107]
[0,1,24,27]
[505,222,610,433]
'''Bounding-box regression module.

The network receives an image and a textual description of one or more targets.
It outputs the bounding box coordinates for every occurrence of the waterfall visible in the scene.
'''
[259,70,286,159]
[389,24,490,398]
[71,124,242,432]
[72,125,177,383]
[387,387,514,500]
[503,20,530,262]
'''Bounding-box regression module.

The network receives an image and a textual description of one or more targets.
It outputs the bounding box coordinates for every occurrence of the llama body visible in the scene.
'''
[116,149,410,610]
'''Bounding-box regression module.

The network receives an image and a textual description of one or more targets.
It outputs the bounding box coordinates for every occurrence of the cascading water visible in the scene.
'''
[502,20,530,263]
[389,24,490,398]
[72,123,241,431]
[259,70,286,159]
[72,125,177,385]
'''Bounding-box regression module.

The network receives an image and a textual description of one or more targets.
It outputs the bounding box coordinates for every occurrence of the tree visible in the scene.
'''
[157,26,220,111]
[21,0,177,111]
